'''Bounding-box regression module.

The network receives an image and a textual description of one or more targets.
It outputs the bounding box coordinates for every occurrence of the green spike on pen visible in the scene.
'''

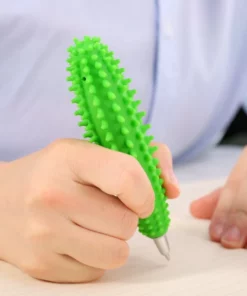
[66,36,171,259]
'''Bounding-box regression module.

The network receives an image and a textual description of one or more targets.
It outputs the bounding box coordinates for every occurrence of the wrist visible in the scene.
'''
[0,161,9,260]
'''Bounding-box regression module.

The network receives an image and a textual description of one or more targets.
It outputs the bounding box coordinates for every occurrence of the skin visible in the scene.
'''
[1,139,245,283]
[0,139,179,283]
[190,146,247,249]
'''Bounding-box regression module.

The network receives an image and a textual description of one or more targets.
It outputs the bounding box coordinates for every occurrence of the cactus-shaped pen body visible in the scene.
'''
[66,36,170,239]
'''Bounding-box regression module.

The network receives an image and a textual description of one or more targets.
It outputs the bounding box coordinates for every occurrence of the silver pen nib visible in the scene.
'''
[154,235,170,260]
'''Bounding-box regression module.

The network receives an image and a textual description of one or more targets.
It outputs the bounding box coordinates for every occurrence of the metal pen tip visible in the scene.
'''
[154,235,170,260]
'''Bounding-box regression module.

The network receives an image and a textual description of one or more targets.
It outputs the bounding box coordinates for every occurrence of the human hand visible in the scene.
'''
[0,139,179,283]
[190,147,247,249]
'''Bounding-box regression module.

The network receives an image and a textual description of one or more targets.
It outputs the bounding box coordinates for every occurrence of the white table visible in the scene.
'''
[0,145,245,296]
[175,145,242,183]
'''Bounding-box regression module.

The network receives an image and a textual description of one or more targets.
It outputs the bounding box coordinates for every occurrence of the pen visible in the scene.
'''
[66,36,171,259]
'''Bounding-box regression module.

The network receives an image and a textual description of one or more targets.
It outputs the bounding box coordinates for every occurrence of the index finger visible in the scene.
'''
[66,139,155,218]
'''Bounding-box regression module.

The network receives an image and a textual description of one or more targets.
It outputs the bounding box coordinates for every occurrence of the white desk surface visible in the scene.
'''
[175,145,242,183]
[0,146,246,296]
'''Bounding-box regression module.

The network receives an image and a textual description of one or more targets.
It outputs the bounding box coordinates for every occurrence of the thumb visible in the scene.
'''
[152,142,180,199]
[190,187,222,219]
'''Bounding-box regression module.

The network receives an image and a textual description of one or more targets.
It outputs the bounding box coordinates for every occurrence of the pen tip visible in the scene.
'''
[154,235,170,260]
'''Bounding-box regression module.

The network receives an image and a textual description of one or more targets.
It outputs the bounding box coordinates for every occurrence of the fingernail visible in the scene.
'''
[211,223,224,240]
[222,226,241,243]
[167,169,179,188]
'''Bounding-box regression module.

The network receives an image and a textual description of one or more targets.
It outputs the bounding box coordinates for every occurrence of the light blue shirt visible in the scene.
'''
[0,0,247,162]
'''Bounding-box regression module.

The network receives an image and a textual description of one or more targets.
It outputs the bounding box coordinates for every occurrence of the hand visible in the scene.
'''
[0,139,179,283]
[190,147,247,249]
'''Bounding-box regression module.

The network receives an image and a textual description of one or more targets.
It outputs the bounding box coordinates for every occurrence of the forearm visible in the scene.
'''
[0,161,9,260]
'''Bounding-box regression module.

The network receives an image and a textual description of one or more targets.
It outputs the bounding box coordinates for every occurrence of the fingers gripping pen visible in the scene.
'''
[66,36,171,259]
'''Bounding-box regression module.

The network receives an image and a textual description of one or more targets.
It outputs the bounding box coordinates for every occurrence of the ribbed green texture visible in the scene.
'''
[66,36,170,238]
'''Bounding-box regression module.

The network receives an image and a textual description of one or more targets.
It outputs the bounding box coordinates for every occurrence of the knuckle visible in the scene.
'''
[46,139,73,165]
[47,139,80,178]
[40,188,63,208]
[119,209,138,239]
[22,259,49,279]
[26,221,53,243]
[29,187,65,209]
[47,138,70,153]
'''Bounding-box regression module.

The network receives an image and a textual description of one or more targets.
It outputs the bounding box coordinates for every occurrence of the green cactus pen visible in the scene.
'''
[66,36,171,259]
